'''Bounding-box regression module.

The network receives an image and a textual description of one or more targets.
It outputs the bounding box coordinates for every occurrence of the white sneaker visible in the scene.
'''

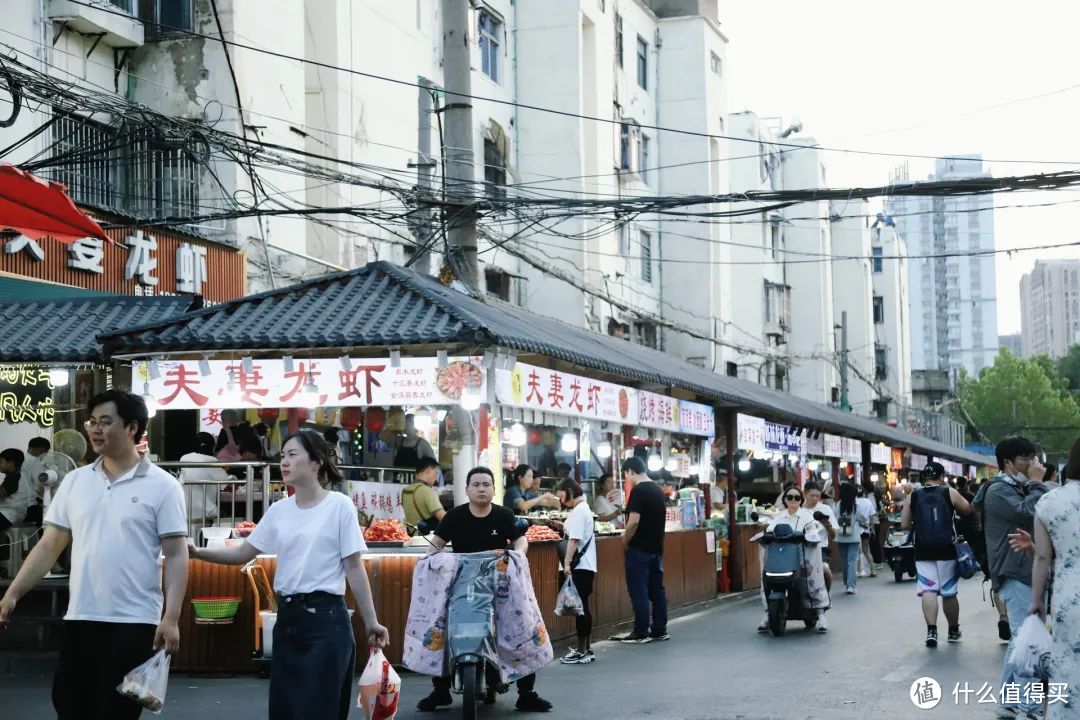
[815,613,828,633]
[757,615,770,633]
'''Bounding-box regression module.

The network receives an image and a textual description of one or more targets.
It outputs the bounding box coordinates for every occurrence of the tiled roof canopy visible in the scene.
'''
[1,295,197,363]
[100,262,993,466]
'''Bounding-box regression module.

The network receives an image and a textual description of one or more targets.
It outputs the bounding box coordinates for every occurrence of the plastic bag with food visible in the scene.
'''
[554,576,584,617]
[357,648,401,720]
[1007,615,1052,680]
[116,650,170,714]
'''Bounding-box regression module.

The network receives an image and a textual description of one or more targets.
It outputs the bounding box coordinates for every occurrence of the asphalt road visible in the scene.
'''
[1,573,1014,720]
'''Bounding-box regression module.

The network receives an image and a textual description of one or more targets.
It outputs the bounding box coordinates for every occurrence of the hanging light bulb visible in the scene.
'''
[141,381,157,418]
[48,368,70,387]
[509,422,528,447]
[870,473,880,482]
[596,441,613,459]
[460,384,482,411]
[413,407,433,434]
[300,371,320,408]
[665,457,678,472]
[561,433,578,454]
[808,460,821,472]
[647,454,663,472]
[738,459,752,472]
[820,471,831,480]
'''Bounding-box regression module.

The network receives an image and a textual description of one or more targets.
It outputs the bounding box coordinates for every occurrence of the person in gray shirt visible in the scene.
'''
[973,435,1058,720]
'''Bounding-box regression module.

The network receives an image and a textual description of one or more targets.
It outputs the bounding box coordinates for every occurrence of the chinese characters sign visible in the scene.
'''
[823,434,843,458]
[841,438,862,463]
[347,481,404,521]
[763,422,803,454]
[870,443,891,466]
[736,414,765,453]
[678,400,715,438]
[0,366,56,427]
[638,391,679,432]
[133,357,486,410]
[495,362,638,425]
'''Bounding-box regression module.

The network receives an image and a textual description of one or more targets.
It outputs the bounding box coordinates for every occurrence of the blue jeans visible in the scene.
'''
[837,542,861,589]
[625,547,668,638]
[998,579,1040,715]
[271,592,356,720]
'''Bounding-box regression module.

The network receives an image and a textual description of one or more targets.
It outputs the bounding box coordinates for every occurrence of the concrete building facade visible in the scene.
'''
[1020,259,1080,359]
[889,157,999,379]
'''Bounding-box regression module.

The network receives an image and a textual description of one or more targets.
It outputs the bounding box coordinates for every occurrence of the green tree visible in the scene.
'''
[1058,343,1080,393]
[957,350,1080,460]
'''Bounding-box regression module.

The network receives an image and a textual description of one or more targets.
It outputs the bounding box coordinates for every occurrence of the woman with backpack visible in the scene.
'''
[557,478,597,664]
[856,484,878,578]
[835,482,868,594]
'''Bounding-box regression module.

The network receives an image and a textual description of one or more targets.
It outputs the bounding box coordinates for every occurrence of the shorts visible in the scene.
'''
[916,560,959,598]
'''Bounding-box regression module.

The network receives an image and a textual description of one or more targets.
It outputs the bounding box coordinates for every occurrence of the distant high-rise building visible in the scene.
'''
[999,333,1022,358]
[1020,259,1080,358]
[889,157,999,379]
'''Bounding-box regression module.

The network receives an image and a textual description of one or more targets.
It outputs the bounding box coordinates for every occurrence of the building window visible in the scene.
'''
[775,364,786,390]
[485,267,510,302]
[710,52,722,76]
[873,398,889,418]
[483,139,505,200]
[872,246,883,273]
[615,14,623,67]
[639,135,650,183]
[619,121,641,173]
[769,219,781,260]
[636,36,648,89]
[726,361,738,377]
[127,127,202,218]
[617,222,630,256]
[873,295,885,324]
[875,344,888,380]
[478,9,501,83]
[47,110,120,210]
[640,230,653,283]
[634,321,658,349]
[138,0,194,35]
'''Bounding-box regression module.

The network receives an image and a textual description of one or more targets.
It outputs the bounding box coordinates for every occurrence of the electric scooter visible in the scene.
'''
[884,514,916,583]
[753,511,828,636]
[446,552,504,720]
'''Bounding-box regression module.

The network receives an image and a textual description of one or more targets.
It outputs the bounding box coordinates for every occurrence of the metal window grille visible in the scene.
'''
[640,230,652,282]
[47,109,121,210]
[126,128,201,218]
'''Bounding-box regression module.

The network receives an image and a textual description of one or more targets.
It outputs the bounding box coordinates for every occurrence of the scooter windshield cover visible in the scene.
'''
[447,555,499,670]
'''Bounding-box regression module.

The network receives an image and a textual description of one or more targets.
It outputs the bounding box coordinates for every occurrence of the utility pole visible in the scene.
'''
[440,0,479,291]
[407,77,438,275]
[839,310,851,411]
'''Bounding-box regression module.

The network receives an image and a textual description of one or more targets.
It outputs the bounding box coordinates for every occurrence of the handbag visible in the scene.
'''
[953,514,978,579]
[557,534,594,571]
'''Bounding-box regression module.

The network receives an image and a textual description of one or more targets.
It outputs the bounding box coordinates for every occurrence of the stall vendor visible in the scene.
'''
[503,464,560,515]
[403,457,446,534]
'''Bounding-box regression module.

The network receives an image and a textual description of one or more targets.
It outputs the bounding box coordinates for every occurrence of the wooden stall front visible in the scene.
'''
[174,529,716,673]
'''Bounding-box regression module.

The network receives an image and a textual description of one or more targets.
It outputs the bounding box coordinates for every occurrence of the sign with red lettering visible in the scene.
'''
[495,362,638,425]
[133,357,485,410]
[638,390,680,432]
[346,481,405,521]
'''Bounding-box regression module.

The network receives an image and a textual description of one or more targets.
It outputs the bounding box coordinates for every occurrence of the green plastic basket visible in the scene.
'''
[191,597,241,620]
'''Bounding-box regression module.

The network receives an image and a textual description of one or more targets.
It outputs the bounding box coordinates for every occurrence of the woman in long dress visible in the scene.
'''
[1030,439,1080,719]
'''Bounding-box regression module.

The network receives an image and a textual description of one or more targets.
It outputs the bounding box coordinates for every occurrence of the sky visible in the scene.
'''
[720,0,1080,335]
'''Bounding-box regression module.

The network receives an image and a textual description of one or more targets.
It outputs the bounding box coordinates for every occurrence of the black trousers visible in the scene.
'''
[53,621,157,720]
[572,569,595,642]
[433,669,536,696]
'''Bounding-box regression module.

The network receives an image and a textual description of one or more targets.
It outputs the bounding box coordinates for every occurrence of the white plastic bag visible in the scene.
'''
[554,576,584,617]
[1008,615,1052,680]
[357,648,401,720]
[117,649,170,714]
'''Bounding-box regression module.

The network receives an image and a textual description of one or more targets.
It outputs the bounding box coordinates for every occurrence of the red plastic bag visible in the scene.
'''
[357,648,400,720]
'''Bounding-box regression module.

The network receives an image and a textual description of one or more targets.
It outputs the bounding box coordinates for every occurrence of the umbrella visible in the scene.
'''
[0,163,109,244]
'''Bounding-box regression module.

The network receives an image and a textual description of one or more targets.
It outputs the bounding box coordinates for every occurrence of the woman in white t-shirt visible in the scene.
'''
[557,478,597,665]
[190,430,388,720]
[592,473,623,523]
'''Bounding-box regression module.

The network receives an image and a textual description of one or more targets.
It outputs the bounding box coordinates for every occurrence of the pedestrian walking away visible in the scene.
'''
[835,481,869,594]
[189,430,389,720]
[1026,438,1080,720]
[856,482,878,577]
[612,457,669,644]
[0,390,189,720]
[418,467,554,713]
[973,436,1058,719]
[557,478,597,665]
[902,461,972,649]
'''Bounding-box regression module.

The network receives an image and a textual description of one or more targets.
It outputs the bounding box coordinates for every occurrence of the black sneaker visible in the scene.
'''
[649,631,670,641]
[999,618,1012,641]
[620,634,653,644]
[482,687,497,705]
[417,691,453,712]
[948,627,962,643]
[516,692,553,712]
[925,627,938,648]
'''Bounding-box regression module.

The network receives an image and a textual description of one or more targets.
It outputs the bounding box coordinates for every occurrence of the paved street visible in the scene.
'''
[2,574,1014,720]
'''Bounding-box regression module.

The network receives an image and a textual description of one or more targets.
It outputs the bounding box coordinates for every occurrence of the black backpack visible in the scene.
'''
[912,485,955,550]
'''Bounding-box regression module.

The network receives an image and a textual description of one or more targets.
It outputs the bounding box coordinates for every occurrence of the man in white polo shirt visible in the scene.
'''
[0,389,189,720]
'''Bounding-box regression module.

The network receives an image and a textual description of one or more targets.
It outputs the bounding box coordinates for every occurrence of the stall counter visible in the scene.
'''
[174,530,716,673]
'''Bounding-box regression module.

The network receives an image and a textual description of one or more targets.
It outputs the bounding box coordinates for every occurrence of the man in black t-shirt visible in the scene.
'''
[613,457,669,644]
[417,467,552,714]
